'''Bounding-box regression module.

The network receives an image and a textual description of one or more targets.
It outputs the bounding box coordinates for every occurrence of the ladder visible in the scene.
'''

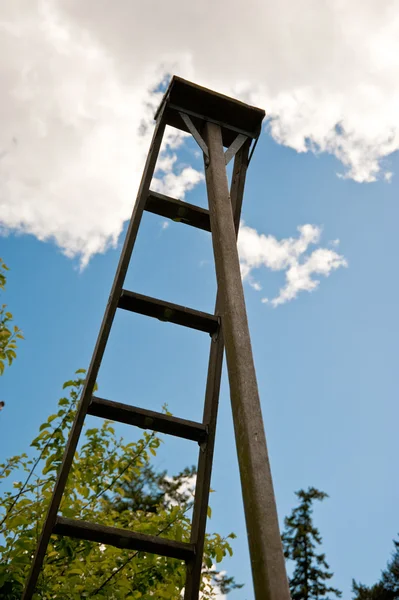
[23,77,290,600]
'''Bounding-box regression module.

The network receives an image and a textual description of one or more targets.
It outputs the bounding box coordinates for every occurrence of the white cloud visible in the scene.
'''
[164,473,196,507]
[249,279,262,292]
[1,0,398,265]
[151,166,204,200]
[0,2,199,268]
[238,222,347,305]
[161,221,169,230]
[152,148,204,200]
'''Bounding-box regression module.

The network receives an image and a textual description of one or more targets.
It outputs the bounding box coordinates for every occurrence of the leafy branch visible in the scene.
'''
[0,258,23,377]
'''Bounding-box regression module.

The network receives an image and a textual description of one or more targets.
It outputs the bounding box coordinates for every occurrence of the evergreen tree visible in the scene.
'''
[282,487,342,600]
[352,580,394,600]
[381,538,399,597]
[108,462,242,594]
[353,536,399,599]
[110,463,197,514]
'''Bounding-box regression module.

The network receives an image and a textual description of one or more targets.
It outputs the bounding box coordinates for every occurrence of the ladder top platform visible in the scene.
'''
[155,76,266,146]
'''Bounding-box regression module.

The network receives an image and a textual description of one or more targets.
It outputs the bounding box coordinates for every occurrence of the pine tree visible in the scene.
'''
[381,538,399,597]
[110,463,197,514]
[108,463,243,594]
[282,487,342,600]
[352,535,399,599]
[352,580,394,600]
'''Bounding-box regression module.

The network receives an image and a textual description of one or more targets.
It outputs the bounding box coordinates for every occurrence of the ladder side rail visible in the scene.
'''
[22,112,167,600]
[203,122,290,600]
[184,139,251,599]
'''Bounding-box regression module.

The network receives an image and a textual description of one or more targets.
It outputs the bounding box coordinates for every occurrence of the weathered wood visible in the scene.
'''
[145,191,211,231]
[224,133,248,165]
[22,110,167,600]
[88,396,207,443]
[179,112,209,161]
[118,290,219,335]
[169,103,256,147]
[184,139,251,600]
[155,76,265,146]
[54,517,195,562]
[24,76,278,600]
[203,121,290,600]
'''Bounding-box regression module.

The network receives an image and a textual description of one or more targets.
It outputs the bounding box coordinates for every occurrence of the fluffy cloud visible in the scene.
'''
[238,223,347,305]
[1,0,398,265]
[152,157,204,200]
[0,2,196,267]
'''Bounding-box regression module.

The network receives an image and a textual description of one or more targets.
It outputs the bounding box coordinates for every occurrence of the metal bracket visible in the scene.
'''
[224,133,248,165]
[210,316,221,342]
[247,135,259,165]
[179,112,209,165]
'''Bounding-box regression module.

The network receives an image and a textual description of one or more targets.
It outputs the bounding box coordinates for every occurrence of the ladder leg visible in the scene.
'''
[203,122,290,600]
[184,142,250,599]
[22,115,166,600]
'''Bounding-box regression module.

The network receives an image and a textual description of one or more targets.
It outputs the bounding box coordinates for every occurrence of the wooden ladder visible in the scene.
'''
[23,76,290,600]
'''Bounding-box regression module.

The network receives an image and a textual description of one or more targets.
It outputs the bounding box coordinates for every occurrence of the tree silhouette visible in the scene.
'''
[282,487,342,600]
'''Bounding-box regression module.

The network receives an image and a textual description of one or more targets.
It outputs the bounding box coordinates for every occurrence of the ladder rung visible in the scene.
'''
[145,190,211,232]
[88,396,207,443]
[53,516,195,562]
[118,291,219,335]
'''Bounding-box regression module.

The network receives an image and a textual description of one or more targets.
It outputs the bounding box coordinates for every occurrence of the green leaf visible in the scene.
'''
[63,380,75,389]
[43,454,57,474]
[205,555,213,568]
[0,369,242,599]
[207,505,212,519]
[67,569,83,577]
[85,428,98,437]
[175,524,183,541]
[10,514,29,527]
[215,547,224,563]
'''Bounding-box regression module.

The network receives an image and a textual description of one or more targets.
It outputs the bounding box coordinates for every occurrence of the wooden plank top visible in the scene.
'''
[155,76,265,146]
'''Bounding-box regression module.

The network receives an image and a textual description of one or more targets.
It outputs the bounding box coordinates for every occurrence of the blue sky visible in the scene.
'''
[2,127,399,598]
[2,1,399,598]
